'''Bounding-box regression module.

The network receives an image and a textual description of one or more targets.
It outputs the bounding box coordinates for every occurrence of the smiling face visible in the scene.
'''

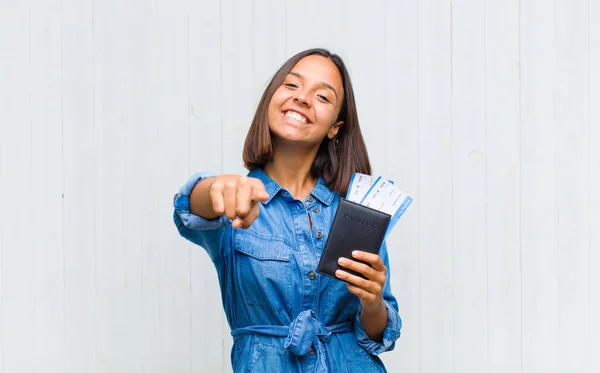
[243,48,371,195]
[267,55,344,148]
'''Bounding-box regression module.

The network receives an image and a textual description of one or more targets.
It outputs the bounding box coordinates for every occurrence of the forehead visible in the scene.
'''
[289,55,343,92]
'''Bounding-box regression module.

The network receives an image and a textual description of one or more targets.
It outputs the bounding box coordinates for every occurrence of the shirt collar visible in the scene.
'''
[311,177,336,206]
[247,168,337,206]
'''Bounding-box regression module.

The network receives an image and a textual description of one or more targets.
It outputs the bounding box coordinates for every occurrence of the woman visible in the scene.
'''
[173,48,401,372]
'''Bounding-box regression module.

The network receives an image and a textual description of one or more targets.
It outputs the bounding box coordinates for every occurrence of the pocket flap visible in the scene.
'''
[234,231,292,262]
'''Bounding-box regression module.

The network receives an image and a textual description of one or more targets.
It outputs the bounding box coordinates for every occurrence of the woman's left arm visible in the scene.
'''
[336,251,388,340]
[336,243,402,353]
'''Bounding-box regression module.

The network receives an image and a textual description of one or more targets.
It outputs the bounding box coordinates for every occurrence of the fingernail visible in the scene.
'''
[352,250,360,258]
[338,257,348,265]
[335,270,345,278]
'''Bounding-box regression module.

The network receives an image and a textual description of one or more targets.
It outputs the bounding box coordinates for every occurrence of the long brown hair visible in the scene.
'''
[242,48,371,195]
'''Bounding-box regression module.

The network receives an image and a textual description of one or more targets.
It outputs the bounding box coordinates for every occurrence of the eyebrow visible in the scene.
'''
[288,71,338,101]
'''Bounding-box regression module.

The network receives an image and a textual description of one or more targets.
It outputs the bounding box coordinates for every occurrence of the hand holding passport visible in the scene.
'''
[316,173,413,280]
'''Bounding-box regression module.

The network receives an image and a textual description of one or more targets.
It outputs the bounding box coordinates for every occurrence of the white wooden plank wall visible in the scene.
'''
[0,1,597,372]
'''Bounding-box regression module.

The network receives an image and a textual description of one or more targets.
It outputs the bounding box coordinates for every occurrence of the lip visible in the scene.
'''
[282,109,311,125]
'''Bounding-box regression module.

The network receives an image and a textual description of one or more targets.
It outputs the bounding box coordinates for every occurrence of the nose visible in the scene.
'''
[293,89,311,107]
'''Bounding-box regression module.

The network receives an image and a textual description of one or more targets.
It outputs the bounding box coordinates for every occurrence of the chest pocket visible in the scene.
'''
[234,230,293,313]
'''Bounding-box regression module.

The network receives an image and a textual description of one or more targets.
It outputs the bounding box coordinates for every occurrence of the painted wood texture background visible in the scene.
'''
[0,0,597,372]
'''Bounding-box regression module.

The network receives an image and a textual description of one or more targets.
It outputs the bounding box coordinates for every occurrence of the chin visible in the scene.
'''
[272,132,321,150]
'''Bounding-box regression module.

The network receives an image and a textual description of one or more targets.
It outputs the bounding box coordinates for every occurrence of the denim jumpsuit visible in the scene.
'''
[173,169,402,372]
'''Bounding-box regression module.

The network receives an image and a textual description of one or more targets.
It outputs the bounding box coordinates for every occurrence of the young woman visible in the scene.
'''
[173,48,401,373]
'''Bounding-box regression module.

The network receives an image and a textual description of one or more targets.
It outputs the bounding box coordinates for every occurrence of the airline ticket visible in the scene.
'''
[346,173,413,238]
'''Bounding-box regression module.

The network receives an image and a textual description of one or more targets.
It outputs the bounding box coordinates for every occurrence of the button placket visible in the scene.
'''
[293,198,320,312]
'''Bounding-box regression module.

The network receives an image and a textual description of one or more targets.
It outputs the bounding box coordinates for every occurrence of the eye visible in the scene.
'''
[284,83,298,88]
[318,94,331,103]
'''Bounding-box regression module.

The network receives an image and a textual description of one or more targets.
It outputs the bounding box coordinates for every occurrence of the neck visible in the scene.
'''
[264,144,319,200]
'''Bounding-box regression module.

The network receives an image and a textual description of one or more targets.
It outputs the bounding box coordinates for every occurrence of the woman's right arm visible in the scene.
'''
[173,173,268,261]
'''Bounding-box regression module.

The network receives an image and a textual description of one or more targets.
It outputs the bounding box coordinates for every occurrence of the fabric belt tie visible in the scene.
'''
[231,310,352,373]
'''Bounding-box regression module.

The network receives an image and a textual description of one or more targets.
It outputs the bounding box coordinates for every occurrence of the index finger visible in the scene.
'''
[250,181,269,202]
[351,251,386,272]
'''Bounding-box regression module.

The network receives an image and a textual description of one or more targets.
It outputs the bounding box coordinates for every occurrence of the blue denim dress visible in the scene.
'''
[173,169,402,373]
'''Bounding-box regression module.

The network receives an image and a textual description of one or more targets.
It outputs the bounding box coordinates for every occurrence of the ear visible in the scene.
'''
[327,120,344,139]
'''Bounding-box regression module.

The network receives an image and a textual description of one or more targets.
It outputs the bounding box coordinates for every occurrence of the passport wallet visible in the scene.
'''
[317,198,391,280]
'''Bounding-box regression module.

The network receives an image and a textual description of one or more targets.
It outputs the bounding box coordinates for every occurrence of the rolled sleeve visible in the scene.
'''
[353,300,402,355]
[173,172,230,261]
[173,172,230,230]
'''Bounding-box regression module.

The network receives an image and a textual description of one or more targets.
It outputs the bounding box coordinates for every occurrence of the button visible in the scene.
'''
[308,271,316,280]
[312,207,320,213]
[306,195,314,202]
[308,346,315,355]
[315,231,323,239]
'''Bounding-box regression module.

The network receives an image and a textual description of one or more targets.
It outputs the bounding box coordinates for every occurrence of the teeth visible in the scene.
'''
[285,111,307,124]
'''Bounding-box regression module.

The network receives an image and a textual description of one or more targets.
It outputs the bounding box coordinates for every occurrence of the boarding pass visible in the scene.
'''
[346,172,413,238]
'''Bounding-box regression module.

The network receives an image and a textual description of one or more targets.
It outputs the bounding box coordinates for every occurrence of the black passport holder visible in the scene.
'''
[317,198,391,280]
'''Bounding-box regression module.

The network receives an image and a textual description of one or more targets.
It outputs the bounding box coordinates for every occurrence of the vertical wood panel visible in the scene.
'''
[189,0,222,173]
[381,0,420,371]
[485,0,523,371]
[252,0,286,103]
[554,0,591,371]
[451,1,488,372]
[188,1,226,372]
[520,0,559,372]
[417,1,454,372]
[30,1,65,364]
[30,0,65,361]
[221,0,254,176]
[62,0,96,371]
[0,2,35,372]
[155,0,192,371]
[589,0,599,372]
[124,1,157,372]
[92,0,130,371]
